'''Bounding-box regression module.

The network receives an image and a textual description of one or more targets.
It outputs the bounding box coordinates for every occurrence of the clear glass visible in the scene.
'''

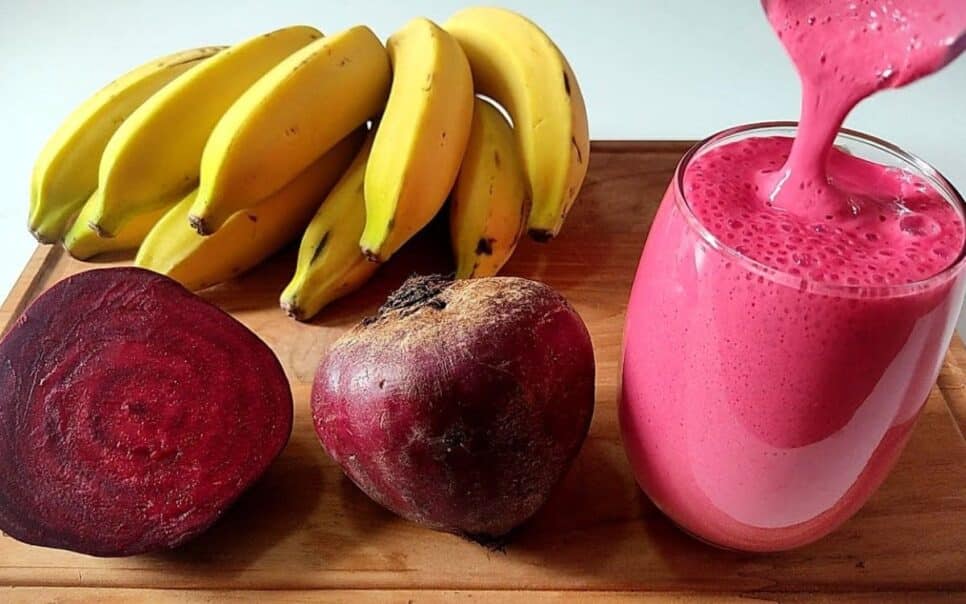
[619,122,966,552]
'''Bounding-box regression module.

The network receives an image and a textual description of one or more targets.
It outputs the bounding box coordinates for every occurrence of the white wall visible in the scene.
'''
[1,0,964,304]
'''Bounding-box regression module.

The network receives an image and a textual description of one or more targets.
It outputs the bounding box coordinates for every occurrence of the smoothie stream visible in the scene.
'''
[621,0,966,551]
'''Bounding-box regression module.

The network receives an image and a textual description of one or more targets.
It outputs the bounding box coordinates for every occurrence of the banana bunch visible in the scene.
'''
[30,45,222,243]
[28,7,589,321]
[136,131,364,290]
[446,7,590,242]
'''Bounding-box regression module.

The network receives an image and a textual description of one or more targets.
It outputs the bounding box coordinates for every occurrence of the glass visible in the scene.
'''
[619,122,966,552]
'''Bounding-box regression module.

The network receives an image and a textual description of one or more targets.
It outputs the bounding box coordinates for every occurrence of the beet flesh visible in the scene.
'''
[0,267,292,556]
[313,275,595,542]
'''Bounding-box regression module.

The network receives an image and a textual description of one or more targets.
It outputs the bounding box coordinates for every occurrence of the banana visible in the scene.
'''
[28,46,221,243]
[450,98,530,278]
[281,132,380,321]
[189,26,391,235]
[89,25,321,238]
[63,190,167,260]
[136,130,363,291]
[445,7,590,241]
[360,17,474,263]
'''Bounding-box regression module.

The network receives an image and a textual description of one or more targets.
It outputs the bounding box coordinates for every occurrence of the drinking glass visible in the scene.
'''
[620,122,966,551]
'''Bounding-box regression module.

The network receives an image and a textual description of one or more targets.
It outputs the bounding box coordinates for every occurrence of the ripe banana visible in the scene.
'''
[136,130,363,291]
[89,25,321,238]
[450,98,530,279]
[28,46,220,243]
[63,190,167,260]
[360,17,474,263]
[445,7,590,241]
[189,26,391,235]
[281,132,380,321]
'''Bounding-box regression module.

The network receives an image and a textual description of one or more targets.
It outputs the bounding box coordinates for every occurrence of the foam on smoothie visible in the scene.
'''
[684,0,966,286]
[685,137,964,285]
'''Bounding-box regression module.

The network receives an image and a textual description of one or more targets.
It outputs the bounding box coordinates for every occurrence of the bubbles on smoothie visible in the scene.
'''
[899,214,940,237]
[684,135,965,286]
[792,252,813,267]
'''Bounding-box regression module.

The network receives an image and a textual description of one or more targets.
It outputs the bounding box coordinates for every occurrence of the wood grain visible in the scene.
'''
[3,588,963,603]
[0,141,963,600]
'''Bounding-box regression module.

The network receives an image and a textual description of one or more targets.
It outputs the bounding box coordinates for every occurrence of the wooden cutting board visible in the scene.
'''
[1,142,964,603]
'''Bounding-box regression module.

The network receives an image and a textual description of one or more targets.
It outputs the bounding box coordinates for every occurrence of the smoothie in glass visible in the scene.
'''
[620,1,966,551]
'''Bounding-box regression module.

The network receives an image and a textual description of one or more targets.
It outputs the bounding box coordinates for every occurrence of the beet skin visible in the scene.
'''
[0,268,292,556]
[312,275,595,543]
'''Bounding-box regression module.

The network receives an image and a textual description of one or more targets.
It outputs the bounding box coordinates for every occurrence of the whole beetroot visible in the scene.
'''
[312,275,595,543]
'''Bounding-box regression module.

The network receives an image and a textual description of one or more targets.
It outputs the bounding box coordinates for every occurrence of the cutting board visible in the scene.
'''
[1,142,964,603]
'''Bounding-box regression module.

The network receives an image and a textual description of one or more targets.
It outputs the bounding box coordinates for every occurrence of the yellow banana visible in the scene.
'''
[135,130,363,291]
[28,46,220,243]
[63,190,167,260]
[189,26,391,235]
[445,7,589,241]
[281,132,380,321]
[450,98,530,279]
[89,25,321,237]
[360,17,474,263]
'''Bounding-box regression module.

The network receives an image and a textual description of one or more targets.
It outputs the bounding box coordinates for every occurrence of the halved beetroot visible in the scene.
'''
[0,267,292,556]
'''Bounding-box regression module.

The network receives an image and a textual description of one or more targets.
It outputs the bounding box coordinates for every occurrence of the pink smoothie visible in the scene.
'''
[620,0,966,551]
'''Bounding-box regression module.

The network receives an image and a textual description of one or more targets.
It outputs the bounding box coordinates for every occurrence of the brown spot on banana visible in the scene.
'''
[188,215,211,236]
[563,70,571,96]
[88,221,114,239]
[572,137,583,164]
[310,231,330,264]
[493,150,501,168]
[476,238,495,256]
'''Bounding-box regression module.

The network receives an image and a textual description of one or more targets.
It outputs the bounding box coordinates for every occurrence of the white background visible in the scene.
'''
[1,1,964,315]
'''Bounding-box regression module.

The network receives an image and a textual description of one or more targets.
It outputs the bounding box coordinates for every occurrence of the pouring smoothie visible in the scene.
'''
[620,1,966,551]
[764,0,965,218]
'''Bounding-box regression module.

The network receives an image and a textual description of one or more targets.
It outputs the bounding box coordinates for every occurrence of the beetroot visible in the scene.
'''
[312,275,595,543]
[0,267,292,556]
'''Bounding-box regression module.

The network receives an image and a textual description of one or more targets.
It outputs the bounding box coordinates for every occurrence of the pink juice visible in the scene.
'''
[620,0,966,551]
